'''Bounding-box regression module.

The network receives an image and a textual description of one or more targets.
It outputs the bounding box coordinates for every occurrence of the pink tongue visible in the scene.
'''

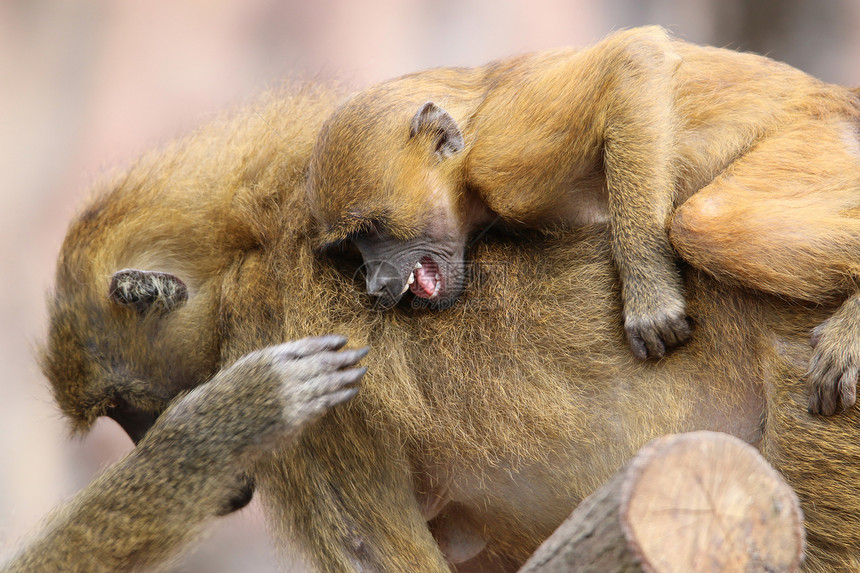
[410,257,438,298]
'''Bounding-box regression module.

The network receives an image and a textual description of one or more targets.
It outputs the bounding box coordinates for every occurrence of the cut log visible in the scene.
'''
[518,431,804,573]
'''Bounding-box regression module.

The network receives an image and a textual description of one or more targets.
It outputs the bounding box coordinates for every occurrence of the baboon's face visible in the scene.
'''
[352,224,468,310]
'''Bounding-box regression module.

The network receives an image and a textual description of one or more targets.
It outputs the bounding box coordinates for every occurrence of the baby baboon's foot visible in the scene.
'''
[624,300,690,361]
[807,305,860,415]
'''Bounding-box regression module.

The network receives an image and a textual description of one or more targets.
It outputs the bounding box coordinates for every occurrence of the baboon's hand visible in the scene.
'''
[259,335,369,435]
[160,335,368,456]
[807,308,860,415]
[229,335,369,438]
[623,293,690,361]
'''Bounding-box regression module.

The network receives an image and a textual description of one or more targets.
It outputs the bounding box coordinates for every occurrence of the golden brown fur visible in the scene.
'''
[307,26,860,413]
[5,65,860,572]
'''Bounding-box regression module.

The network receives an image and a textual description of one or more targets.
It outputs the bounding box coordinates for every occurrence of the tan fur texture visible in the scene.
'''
[307,26,860,413]
[5,59,860,571]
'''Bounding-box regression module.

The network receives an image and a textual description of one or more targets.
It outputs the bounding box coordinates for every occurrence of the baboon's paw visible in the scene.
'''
[625,305,691,361]
[807,317,860,416]
[265,338,369,431]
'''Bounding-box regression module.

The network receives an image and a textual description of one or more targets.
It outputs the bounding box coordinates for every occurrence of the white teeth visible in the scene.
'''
[401,271,416,295]
[413,262,423,269]
[430,274,441,298]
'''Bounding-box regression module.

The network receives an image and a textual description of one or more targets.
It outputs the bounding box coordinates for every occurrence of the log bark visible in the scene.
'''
[518,431,804,573]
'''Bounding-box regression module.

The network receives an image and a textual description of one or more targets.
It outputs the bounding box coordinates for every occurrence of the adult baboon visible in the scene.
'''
[3,82,859,572]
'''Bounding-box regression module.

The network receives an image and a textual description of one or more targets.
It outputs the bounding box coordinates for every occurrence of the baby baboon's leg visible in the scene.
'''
[671,117,860,415]
[599,30,691,360]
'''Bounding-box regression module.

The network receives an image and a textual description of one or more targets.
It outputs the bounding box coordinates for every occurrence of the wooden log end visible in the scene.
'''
[518,431,805,573]
[620,431,805,572]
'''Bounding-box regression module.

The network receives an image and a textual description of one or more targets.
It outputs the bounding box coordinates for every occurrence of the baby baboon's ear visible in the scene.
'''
[109,269,188,315]
[409,101,464,158]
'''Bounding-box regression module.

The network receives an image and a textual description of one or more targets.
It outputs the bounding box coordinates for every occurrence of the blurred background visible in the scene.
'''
[2,1,860,570]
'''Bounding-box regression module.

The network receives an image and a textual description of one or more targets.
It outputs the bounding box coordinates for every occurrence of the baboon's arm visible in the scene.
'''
[3,337,366,573]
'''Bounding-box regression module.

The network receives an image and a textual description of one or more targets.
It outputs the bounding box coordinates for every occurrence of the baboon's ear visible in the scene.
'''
[109,269,188,315]
[409,101,464,158]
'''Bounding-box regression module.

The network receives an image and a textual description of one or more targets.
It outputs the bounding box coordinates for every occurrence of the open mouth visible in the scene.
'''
[408,256,442,299]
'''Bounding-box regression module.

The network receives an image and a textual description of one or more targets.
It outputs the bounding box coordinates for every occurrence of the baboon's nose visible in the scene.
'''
[364,260,405,305]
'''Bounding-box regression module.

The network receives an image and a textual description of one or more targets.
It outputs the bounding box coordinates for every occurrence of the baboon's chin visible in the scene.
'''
[409,281,465,311]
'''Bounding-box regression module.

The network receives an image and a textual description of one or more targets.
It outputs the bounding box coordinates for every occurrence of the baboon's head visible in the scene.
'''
[40,88,338,444]
[308,95,477,310]
[41,178,227,443]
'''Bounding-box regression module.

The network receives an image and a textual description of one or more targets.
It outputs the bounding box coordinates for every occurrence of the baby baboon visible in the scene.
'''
[6,80,860,572]
[307,26,860,414]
